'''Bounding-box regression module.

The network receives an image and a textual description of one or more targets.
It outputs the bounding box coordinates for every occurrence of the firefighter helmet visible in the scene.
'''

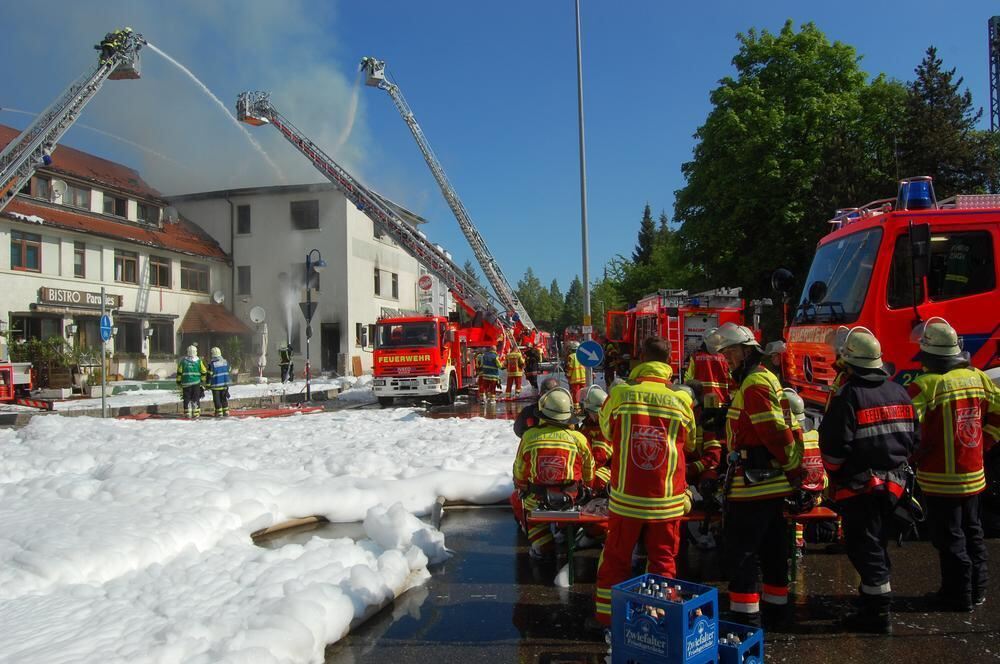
[539,387,574,423]
[782,388,806,422]
[840,326,883,369]
[702,327,720,353]
[673,384,696,400]
[539,376,561,395]
[186,345,198,357]
[763,341,786,356]
[827,325,852,357]
[581,385,608,413]
[912,316,962,357]
[568,340,580,351]
[710,322,761,352]
[211,347,222,358]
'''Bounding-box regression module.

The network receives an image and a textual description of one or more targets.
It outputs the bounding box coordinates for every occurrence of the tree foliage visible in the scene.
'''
[632,204,657,264]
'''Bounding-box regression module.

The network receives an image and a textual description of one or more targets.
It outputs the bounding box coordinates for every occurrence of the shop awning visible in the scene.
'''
[178,303,253,335]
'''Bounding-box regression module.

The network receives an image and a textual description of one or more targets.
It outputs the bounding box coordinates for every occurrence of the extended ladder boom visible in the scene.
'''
[0,29,145,212]
[235,91,501,319]
[360,57,535,330]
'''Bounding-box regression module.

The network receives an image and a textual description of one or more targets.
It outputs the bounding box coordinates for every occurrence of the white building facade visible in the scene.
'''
[170,184,426,375]
[0,125,233,381]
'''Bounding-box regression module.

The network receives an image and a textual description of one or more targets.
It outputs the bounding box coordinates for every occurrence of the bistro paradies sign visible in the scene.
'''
[38,287,122,309]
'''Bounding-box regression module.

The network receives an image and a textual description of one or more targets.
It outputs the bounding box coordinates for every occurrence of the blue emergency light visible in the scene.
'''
[897,177,936,211]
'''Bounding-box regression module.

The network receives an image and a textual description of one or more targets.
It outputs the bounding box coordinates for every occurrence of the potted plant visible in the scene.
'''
[84,367,106,398]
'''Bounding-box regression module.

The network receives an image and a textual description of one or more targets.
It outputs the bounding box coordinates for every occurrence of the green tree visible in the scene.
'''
[674,21,901,317]
[632,204,656,265]
[897,46,996,196]
[590,274,625,335]
[560,276,585,330]
[462,259,491,307]
[516,267,544,320]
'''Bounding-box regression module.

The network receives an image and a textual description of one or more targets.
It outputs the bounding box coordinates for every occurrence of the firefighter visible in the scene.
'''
[683,381,723,491]
[279,343,293,383]
[593,336,697,627]
[207,347,231,417]
[603,340,620,388]
[176,345,208,419]
[763,341,787,384]
[579,385,612,496]
[783,387,828,557]
[476,343,503,404]
[817,327,917,634]
[711,322,804,629]
[908,317,1000,611]
[504,345,526,397]
[511,387,594,558]
[524,342,542,390]
[566,340,586,404]
[683,327,734,409]
[513,377,562,437]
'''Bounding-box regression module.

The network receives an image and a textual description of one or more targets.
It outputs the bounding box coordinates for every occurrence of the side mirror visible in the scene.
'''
[771,268,795,295]
[445,329,456,343]
[360,327,370,350]
[910,222,931,283]
[807,280,828,304]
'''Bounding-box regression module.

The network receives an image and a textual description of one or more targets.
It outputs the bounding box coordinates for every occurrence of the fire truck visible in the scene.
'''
[605,287,748,378]
[237,92,519,406]
[779,177,1000,408]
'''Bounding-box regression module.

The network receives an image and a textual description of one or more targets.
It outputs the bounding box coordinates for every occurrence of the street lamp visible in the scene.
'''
[303,249,326,401]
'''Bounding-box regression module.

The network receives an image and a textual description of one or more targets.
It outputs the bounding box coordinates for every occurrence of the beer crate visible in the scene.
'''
[716,620,763,664]
[610,574,718,664]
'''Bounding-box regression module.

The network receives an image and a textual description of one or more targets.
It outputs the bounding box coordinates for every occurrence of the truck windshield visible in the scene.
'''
[795,227,882,324]
[376,321,438,349]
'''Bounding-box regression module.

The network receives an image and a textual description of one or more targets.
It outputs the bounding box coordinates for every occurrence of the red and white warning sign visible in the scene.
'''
[418,275,433,291]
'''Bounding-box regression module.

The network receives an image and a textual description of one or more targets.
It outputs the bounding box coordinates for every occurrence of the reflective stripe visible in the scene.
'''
[861,582,891,595]
[762,584,788,605]
[730,601,760,613]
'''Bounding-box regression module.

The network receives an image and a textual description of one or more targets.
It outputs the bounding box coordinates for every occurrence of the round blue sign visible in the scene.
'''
[99,314,113,342]
[576,340,604,368]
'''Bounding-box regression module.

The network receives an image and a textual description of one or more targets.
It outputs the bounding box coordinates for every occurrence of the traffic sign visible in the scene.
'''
[576,340,604,368]
[299,301,317,322]
[418,274,433,291]
[99,314,113,342]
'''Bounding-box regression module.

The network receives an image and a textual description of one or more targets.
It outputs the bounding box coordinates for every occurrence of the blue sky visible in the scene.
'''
[2,1,997,294]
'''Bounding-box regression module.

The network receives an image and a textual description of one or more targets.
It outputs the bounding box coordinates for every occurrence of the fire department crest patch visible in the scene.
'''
[630,425,668,471]
[956,407,982,449]
[537,455,567,483]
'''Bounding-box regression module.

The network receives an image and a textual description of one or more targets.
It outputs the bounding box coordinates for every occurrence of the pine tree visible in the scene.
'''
[561,276,585,330]
[516,267,544,322]
[897,46,992,196]
[632,204,656,265]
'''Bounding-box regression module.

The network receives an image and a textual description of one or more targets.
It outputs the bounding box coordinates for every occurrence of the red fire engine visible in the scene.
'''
[780,177,1000,408]
[605,287,749,378]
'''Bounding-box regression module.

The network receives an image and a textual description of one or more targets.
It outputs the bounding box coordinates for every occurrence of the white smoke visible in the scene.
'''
[0,0,370,195]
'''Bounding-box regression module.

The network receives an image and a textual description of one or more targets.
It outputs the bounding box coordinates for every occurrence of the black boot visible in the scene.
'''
[841,594,891,634]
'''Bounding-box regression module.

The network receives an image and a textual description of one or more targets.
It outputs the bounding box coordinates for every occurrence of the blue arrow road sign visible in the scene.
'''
[576,340,604,368]
[100,314,113,342]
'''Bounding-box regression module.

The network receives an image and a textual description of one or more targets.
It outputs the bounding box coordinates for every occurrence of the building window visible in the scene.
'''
[237,205,251,234]
[391,272,399,299]
[355,322,363,346]
[290,200,319,230]
[237,265,252,295]
[114,320,143,354]
[374,267,381,295]
[149,256,171,288]
[11,231,41,272]
[67,184,91,210]
[10,315,60,341]
[136,203,158,224]
[149,321,174,355]
[31,176,50,200]
[74,241,86,278]
[115,249,138,283]
[180,261,210,293]
[103,194,127,217]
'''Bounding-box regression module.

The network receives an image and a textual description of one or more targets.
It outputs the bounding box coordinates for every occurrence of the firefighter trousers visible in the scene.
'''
[724,498,789,615]
[840,493,894,595]
[594,514,681,625]
[506,375,522,394]
[925,493,989,602]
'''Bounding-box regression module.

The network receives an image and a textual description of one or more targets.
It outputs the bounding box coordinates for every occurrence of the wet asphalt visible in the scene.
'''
[292,395,1000,663]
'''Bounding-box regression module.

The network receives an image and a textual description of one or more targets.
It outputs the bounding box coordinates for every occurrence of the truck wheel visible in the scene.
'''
[377,396,394,408]
[438,373,457,405]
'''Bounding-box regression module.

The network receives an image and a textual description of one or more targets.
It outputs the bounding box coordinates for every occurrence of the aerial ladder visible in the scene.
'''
[359,57,536,333]
[235,91,511,335]
[0,29,146,213]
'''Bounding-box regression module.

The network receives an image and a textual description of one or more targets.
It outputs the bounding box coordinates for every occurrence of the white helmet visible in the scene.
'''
[702,327,720,353]
[763,341,786,356]
[840,326,883,369]
[673,384,696,402]
[711,322,761,352]
[211,346,222,359]
[539,387,575,423]
[912,316,962,357]
[568,340,581,351]
[782,388,806,422]
[186,345,198,357]
[581,385,608,413]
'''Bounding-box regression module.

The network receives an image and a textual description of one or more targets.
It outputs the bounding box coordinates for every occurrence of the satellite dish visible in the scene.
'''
[212,290,225,304]
[50,179,67,203]
[249,306,266,324]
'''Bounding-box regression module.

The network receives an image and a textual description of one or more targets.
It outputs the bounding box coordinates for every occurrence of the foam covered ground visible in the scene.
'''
[0,409,518,662]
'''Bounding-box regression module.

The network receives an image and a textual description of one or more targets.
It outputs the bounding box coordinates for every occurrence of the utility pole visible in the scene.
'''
[574,0,593,385]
